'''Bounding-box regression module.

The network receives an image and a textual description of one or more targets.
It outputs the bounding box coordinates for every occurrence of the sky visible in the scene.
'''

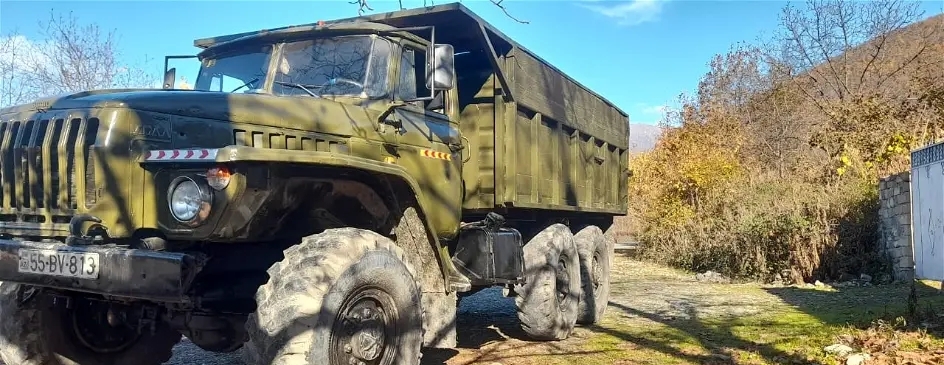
[2,0,943,125]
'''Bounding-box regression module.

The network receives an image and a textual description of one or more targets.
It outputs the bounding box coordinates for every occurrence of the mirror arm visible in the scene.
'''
[163,68,177,90]
[377,102,405,131]
[429,26,436,99]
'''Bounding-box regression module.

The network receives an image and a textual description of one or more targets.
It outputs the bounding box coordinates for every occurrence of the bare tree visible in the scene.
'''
[773,0,934,104]
[0,33,32,107]
[765,0,943,165]
[0,10,156,108]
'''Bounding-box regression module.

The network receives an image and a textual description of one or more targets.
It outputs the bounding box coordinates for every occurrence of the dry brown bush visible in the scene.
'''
[626,0,944,282]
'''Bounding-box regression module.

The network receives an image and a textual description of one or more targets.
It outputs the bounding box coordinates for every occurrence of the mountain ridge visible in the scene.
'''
[629,123,662,153]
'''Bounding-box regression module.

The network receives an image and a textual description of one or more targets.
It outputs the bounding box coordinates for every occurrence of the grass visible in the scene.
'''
[578,270,944,364]
[434,258,944,365]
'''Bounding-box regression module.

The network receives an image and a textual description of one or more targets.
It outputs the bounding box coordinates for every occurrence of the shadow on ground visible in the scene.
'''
[596,301,823,365]
[420,287,529,365]
[764,280,944,334]
[420,287,616,365]
[422,257,944,365]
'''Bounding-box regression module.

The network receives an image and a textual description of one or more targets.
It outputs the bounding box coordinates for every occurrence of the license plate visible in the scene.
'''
[17,249,100,279]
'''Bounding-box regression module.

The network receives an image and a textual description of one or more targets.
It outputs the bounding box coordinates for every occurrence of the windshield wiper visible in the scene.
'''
[273,81,321,98]
[230,78,259,93]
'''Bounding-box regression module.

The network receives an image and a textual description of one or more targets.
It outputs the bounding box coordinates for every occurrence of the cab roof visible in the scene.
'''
[195,3,495,50]
[192,2,629,120]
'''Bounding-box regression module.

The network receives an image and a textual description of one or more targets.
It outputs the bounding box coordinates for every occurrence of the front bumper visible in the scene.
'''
[0,239,204,303]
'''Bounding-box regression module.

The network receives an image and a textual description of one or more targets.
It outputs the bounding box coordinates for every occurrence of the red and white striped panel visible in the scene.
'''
[144,149,219,162]
[419,149,452,161]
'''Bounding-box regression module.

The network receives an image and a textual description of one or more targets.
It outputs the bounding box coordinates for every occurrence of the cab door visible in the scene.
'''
[392,43,462,239]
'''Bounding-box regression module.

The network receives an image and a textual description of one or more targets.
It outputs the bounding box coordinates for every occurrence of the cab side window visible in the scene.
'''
[398,45,446,114]
[397,46,418,101]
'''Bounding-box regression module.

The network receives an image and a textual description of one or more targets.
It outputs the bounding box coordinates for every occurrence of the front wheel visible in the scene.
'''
[0,283,181,365]
[242,228,425,365]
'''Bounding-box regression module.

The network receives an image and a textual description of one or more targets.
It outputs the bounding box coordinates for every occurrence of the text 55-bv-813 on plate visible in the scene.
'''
[17,248,101,279]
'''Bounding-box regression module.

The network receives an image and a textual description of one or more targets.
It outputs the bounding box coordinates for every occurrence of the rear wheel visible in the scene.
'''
[514,223,581,340]
[242,228,424,365]
[0,283,181,365]
[574,225,614,325]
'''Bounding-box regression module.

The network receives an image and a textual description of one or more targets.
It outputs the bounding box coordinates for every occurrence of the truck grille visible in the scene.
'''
[0,117,100,223]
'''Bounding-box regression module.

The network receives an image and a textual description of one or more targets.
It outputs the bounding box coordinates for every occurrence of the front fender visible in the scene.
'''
[142,146,464,292]
[212,145,447,235]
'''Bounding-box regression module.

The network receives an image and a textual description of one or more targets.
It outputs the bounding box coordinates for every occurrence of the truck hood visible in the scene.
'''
[0,89,374,135]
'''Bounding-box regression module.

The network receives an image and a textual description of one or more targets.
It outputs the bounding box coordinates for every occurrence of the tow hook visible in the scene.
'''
[66,214,105,246]
[15,286,39,309]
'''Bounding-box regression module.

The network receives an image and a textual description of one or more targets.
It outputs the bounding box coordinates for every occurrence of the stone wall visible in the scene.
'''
[878,171,915,282]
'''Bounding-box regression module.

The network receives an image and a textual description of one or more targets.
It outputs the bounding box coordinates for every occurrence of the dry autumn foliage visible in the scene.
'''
[841,315,944,365]
[627,0,944,283]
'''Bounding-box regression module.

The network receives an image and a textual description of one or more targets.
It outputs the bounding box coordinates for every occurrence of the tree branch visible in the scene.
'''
[857,32,887,89]
[490,0,529,24]
[350,0,373,15]
[350,0,529,23]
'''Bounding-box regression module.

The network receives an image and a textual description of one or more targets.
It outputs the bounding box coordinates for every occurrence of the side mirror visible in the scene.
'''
[163,67,177,89]
[426,44,456,91]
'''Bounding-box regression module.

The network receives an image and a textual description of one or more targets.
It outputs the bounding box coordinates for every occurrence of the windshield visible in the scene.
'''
[194,45,272,93]
[273,35,390,98]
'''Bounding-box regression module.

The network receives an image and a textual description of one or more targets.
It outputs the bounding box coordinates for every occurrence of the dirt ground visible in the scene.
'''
[154,253,943,364]
[0,250,931,364]
[416,255,791,365]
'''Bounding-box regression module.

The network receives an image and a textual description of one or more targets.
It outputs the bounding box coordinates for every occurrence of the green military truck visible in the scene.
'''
[0,3,629,365]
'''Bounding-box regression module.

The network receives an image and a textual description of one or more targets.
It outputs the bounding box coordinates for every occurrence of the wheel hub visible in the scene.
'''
[349,307,384,361]
[556,256,570,312]
[332,288,397,365]
[592,253,603,297]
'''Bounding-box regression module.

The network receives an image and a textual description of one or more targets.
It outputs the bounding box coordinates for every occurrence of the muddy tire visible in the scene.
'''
[574,225,614,325]
[0,283,181,365]
[242,228,424,365]
[514,223,581,340]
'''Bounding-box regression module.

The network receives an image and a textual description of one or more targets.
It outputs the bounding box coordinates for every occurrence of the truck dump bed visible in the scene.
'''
[194,3,630,216]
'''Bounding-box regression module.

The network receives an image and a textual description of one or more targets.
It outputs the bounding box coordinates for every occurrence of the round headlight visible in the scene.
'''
[169,178,208,222]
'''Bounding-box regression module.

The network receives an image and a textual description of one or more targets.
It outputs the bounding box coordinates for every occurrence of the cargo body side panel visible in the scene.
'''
[460,47,629,215]
[459,73,497,210]
[498,48,628,215]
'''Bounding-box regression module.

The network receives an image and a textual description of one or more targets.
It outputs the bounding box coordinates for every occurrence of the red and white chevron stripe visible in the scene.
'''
[420,149,452,161]
[144,149,219,162]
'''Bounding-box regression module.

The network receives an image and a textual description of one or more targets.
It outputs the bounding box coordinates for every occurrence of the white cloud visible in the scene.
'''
[578,0,667,26]
[634,102,670,118]
[0,35,52,72]
[628,102,678,124]
[640,103,669,116]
